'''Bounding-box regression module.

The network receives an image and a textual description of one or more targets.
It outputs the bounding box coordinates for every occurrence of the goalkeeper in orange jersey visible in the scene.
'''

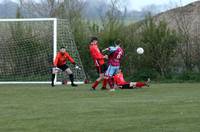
[113,69,150,89]
[51,47,78,87]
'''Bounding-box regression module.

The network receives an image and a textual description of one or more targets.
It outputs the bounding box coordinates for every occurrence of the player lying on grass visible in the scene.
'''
[103,39,124,91]
[89,37,108,90]
[51,47,78,87]
[113,69,150,89]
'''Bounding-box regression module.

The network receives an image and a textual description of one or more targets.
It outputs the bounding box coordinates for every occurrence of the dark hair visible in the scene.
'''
[115,39,122,45]
[91,37,98,42]
[60,46,66,49]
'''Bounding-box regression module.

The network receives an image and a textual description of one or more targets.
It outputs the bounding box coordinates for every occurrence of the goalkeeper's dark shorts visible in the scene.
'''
[57,64,69,71]
[96,64,108,74]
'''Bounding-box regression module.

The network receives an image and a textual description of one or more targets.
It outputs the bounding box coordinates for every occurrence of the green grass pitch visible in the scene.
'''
[0,83,200,132]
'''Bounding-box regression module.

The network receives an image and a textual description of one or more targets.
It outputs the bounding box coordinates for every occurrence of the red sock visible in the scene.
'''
[92,81,99,89]
[136,82,145,88]
[108,77,114,89]
[102,79,108,88]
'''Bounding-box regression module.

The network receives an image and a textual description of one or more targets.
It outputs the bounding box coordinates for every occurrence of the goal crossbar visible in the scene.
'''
[0,18,57,22]
[0,82,84,85]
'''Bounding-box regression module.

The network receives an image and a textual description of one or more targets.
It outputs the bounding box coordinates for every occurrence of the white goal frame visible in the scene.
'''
[0,18,84,85]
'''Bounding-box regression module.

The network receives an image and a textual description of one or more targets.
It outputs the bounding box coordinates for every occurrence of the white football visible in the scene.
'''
[137,47,144,54]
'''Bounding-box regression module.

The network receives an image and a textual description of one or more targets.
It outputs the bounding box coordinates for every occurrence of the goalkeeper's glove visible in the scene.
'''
[75,64,81,70]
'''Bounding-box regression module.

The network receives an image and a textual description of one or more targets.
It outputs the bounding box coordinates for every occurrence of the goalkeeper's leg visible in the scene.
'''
[65,68,77,87]
[51,67,60,87]
[51,74,55,87]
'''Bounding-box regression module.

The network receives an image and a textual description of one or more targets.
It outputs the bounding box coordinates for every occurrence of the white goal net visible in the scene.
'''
[0,18,86,84]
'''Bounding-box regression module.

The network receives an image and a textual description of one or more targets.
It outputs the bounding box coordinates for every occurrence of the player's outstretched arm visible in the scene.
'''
[103,46,118,53]
[66,53,76,65]
[102,48,109,53]
[104,55,108,59]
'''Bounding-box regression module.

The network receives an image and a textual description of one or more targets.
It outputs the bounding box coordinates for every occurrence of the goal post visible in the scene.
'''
[0,18,86,84]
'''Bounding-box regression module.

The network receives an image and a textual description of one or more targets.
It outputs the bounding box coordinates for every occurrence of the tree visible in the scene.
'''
[172,5,194,72]
[120,22,143,78]
[192,23,200,72]
[99,0,126,45]
[141,16,179,77]
[19,0,86,41]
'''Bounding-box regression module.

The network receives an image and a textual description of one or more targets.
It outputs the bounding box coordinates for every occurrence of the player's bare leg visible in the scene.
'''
[65,68,77,87]
[91,73,104,90]
[145,78,151,87]
[101,76,108,90]
[108,76,115,91]
[130,78,151,88]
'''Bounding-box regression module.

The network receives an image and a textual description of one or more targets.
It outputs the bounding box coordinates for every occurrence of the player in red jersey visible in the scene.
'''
[89,37,108,90]
[113,69,150,89]
[51,47,78,87]
[103,39,124,91]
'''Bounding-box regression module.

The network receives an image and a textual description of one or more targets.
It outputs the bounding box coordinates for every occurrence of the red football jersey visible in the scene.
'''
[108,46,124,66]
[89,42,105,66]
[54,51,75,67]
[113,72,128,85]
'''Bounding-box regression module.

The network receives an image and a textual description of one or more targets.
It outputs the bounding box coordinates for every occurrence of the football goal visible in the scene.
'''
[0,18,86,84]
